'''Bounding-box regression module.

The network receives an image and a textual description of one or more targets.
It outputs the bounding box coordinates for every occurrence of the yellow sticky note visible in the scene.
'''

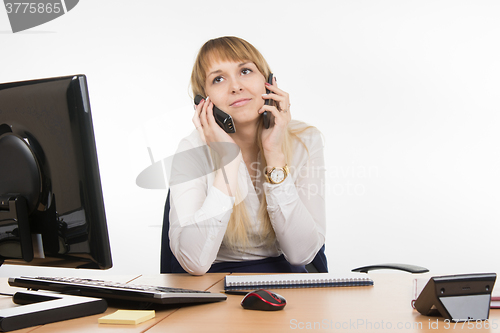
[98,310,155,325]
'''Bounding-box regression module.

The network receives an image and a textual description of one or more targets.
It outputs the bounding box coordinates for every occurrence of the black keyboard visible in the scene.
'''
[8,276,227,305]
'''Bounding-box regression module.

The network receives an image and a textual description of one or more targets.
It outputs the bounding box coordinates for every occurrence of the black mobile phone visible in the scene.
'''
[262,73,273,129]
[194,95,235,133]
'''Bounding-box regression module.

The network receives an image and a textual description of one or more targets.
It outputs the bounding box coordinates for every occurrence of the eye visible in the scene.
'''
[241,68,253,75]
[212,76,224,84]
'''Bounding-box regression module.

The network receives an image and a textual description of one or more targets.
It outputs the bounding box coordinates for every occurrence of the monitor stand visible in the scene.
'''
[0,289,107,331]
[0,196,33,263]
[0,196,108,331]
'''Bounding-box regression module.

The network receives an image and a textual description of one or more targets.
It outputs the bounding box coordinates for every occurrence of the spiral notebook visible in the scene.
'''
[224,273,373,290]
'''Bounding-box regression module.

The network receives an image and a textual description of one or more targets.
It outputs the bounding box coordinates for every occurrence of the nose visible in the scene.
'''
[229,77,243,94]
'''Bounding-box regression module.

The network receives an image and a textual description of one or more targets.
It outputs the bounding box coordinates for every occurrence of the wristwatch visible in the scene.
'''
[265,165,289,184]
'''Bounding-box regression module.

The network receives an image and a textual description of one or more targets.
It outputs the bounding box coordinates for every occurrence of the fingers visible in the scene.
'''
[200,96,218,128]
[264,79,288,99]
[260,81,291,123]
[193,99,206,142]
[192,98,205,128]
[193,96,227,146]
[194,96,214,127]
[259,104,291,124]
[199,97,209,128]
[263,81,291,114]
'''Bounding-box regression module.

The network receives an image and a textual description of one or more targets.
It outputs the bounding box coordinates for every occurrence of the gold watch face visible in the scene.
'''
[270,168,286,184]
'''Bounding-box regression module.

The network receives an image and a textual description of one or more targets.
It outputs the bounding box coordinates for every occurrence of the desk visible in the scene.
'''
[1,273,499,332]
[140,273,500,333]
[0,273,225,333]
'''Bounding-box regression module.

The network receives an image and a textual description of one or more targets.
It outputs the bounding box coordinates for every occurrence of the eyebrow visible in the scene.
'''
[207,62,251,77]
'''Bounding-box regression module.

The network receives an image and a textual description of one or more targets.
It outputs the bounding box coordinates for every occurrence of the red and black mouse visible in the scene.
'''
[241,289,286,311]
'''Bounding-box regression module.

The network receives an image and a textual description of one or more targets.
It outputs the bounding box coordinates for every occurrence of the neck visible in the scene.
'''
[231,121,260,158]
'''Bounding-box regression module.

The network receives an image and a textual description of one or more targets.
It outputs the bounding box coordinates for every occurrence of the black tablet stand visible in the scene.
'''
[414,273,496,322]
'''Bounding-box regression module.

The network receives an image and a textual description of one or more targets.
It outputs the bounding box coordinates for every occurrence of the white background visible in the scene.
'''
[1,0,499,278]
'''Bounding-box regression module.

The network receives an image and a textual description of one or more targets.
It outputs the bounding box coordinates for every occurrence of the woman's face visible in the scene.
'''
[204,59,267,127]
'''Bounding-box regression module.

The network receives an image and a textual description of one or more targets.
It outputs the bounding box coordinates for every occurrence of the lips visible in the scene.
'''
[230,98,251,107]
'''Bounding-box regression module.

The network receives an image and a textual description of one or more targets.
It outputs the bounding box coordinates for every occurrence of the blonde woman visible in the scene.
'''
[167,36,326,275]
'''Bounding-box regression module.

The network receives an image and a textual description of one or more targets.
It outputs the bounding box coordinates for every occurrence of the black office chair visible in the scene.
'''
[160,190,328,273]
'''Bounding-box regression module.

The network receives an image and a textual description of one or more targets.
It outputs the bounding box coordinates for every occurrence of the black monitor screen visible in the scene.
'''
[0,75,112,270]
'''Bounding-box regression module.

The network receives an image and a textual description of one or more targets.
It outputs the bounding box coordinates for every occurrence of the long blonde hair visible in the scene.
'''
[190,36,313,251]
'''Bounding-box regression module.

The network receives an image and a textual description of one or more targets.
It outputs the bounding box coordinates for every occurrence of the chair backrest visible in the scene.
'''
[160,190,328,273]
[306,244,328,273]
[160,190,187,273]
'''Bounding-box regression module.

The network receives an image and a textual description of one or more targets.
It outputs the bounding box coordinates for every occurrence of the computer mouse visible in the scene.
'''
[241,289,286,311]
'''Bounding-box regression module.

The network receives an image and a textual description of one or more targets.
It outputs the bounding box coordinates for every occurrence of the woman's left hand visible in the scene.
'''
[259,77,291,159]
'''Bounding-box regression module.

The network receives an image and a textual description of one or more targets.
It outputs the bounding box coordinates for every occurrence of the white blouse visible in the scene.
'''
[168,120,326,275]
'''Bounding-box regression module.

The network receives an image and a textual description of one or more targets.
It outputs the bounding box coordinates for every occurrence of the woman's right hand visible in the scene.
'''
[192,97,237,160]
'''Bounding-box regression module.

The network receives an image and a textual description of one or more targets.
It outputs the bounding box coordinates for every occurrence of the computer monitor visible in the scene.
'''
[0,74,112,270]
[0,74,113,330]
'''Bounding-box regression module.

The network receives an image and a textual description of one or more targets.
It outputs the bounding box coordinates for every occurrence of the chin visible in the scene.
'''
[234,115,261,127]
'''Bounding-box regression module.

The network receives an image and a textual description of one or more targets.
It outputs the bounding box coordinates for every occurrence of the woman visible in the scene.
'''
[168,36,326,275]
